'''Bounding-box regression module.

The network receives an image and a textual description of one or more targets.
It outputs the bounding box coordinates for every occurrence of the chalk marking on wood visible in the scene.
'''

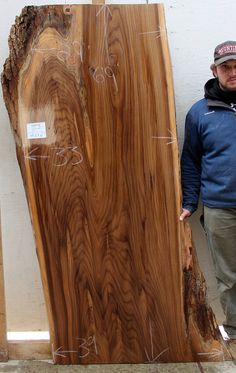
[88,7,119,93]
[90,66,118,92]
[152,129,176,145]
[88,335,98,355]
[51,147,68,167]
[76,338,90,359]
[105,66,118,93]
[24,146,83,166]
[76,335,98,358]
[87,335,98,355]
[139,26,166,39]
[70,146,84,165]
[51,146,83,167]
[32,40,83,66]
[104,66,113,78]
[145,346,169,363]
[197,348,224,360]
[52,345,78,359]
[96,4,112,18]
[24,147,49,161]
[96,5,112,65]
[93,67,106,83]
[104,7,111,64]
[31,47,58,54]
[112,73,119,93]
[144,320,169,363]
[79,43,83,63]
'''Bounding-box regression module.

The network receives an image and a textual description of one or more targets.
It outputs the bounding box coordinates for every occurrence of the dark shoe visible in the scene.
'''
[223,324,236,339]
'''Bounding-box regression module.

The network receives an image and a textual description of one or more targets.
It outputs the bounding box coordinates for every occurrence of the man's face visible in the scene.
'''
[213,60,236,91]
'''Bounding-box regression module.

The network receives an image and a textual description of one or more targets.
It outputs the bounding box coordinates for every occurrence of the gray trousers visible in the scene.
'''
[204,206,236,337]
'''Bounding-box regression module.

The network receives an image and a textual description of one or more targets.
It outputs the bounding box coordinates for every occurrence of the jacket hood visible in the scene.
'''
[204,78,236,105]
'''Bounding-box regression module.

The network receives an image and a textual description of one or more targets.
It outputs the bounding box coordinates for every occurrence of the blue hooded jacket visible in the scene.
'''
[181,97,236,213]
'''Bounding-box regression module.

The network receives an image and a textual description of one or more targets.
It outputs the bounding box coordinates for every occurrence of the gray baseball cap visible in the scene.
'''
[214,40,236,65]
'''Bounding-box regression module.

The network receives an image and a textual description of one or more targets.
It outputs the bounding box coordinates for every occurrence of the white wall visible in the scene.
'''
[0,0,234,331]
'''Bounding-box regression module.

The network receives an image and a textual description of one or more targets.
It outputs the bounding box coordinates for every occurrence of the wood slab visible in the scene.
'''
[1,4,227,364]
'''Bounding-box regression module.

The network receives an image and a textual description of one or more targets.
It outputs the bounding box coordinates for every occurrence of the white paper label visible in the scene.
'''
[27,122,47,139]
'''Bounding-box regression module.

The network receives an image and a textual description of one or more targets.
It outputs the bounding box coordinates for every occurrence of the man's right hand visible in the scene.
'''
[180,208,191,221]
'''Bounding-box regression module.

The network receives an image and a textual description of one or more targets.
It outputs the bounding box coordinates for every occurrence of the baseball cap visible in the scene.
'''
[214,41,236,65]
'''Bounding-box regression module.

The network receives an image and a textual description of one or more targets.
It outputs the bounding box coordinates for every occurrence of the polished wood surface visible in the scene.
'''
[2,4,225,364]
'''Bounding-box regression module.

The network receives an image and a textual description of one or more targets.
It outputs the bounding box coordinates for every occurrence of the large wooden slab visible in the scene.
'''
[2,4,227,364]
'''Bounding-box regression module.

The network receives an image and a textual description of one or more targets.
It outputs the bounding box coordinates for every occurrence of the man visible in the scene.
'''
[180,41,236,339]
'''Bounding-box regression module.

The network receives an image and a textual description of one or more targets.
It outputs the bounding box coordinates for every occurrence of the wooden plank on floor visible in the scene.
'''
[0,208,8,362]
[8,341,51,360]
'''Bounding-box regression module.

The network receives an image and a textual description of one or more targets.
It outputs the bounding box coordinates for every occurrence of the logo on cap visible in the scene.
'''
[214,40,236,65]
[217,45,236,55]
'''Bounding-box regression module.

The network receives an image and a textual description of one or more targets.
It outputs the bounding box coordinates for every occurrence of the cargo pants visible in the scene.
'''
[204,206,236,338]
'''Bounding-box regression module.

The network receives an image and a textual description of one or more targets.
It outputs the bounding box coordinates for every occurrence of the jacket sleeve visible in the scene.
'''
[181,110,203,214]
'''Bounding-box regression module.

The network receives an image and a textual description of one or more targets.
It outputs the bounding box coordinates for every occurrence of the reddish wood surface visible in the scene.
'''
[1,4,227,364]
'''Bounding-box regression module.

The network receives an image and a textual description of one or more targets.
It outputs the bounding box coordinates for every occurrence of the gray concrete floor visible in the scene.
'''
[0,361,236,373]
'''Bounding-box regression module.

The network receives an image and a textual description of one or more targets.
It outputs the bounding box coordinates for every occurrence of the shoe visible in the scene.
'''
[223,324,236,340]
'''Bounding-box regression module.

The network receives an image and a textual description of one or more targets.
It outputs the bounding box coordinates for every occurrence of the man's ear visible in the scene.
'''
[210,63,217,78]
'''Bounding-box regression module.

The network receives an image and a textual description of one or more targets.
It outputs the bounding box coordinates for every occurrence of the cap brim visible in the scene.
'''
[215,55,236,66]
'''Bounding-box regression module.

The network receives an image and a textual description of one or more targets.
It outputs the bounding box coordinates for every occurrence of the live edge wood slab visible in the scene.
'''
[1,4,229,365]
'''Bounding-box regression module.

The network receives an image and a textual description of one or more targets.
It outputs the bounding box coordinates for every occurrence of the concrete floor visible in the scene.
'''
[0,361,236,373]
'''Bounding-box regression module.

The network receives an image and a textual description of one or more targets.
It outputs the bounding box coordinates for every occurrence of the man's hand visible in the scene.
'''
[180,208,191,221]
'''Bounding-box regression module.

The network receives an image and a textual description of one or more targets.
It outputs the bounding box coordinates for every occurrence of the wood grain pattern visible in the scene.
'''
[2,4,227,364]
[8,341,51,361]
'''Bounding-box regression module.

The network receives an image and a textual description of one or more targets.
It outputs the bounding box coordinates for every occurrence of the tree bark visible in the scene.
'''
[1,4,229,364]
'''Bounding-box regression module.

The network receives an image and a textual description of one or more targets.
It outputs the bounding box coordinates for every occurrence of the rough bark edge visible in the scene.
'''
[183,222,231,361]
[1,6,38,141]
[1,6,73,352]
[1,4,74,214]
[183,222,217,339]
[1,5,72,141]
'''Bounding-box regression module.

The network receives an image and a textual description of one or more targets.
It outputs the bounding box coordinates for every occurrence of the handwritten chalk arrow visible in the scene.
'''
[145,346,169,363]
[24,147,49,161]
[152,129,176,145]
[197,348,224,359]
[144,320,169,363]
[96,4,112,65]
[139,26,166,39]
[96,4,112,17]
[52,345,78,359]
